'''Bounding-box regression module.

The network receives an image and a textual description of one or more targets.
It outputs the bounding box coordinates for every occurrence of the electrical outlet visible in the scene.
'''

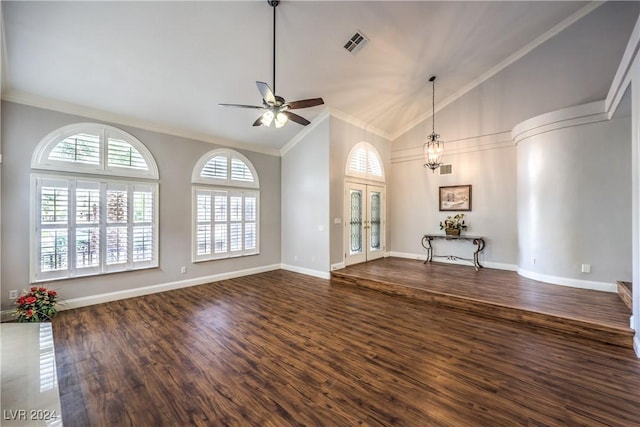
[9,290,18,300]
[581,264,591,273]
[180,266,187,274]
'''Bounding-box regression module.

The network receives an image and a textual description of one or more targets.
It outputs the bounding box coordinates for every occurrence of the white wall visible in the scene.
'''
[389,1,638,271]
[517,116,632,288]
[390,143,517,268]
[281,117,330,276]
[0,102,282,310]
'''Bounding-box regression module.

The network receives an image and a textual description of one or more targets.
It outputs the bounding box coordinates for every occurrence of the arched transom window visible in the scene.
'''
[345,142,385,181]
[30,123,159,282]
[192,149,259,261]
[32,122,158,178]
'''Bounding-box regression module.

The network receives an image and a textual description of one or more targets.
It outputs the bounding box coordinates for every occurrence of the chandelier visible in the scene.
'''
[423,76,444,172]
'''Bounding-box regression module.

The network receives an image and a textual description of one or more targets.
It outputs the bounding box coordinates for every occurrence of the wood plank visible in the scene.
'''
[332,258,633,347]
[53,270,640,426]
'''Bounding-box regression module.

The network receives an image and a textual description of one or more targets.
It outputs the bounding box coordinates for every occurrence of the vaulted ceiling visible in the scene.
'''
[1,1,606,152]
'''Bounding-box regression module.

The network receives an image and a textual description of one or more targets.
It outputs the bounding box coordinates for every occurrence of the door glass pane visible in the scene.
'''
[370,192,381,250]
[350,190,363,254]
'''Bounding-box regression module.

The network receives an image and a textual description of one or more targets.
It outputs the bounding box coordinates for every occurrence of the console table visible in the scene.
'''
[421,234,486,271]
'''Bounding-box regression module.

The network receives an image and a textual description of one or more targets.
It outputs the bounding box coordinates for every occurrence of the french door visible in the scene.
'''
[345,182,385,266]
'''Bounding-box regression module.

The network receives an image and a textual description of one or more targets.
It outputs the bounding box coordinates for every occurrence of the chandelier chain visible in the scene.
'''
[432,77,435,134]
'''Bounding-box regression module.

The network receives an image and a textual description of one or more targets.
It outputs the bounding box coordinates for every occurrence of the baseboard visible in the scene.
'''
[518,268,617,293]
[1,309,16,322]
[280,264,331,280]
[634,335,640,359]
[388,251,518,271]
[331,262,346,271]
[1,263,329,319]
[388,251,427,261]
[59,264,282,311]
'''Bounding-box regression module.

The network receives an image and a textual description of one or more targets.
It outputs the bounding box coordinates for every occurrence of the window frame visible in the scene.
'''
[31,173,159,283]
[192,187,260,262]
[191,148,260,188]
[345,142,385,182]
[31,122,159,179]
[30,122,159,283]
[191,149,260,262]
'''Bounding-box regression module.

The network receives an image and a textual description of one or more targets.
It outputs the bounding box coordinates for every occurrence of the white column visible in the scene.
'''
[632,54,640,357]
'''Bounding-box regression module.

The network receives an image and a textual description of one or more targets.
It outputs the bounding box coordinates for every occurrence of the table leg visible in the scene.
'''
[421,236,433,264]
[472,238,485,270]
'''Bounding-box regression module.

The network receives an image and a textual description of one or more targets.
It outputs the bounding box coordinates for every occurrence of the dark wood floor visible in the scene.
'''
[333,258,634,347]
[53,269,640,426]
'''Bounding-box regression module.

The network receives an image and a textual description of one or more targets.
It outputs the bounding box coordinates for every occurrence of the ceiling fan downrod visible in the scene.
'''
[268,0,279,95]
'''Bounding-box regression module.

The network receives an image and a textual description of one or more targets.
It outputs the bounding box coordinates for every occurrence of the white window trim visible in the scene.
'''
[191,148,260,263]
[345,141,385,182]
[192,148,260,188]
[30,173,159,283]
[191,186,260,262]
[31,122,159,179]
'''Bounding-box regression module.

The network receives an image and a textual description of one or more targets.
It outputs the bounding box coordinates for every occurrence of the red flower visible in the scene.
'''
[38,287,47,292]
[17,296,25,305]
[26,309,33,317]
[24,296,37,305]
[30,286,37,292]
[49,290,57,297]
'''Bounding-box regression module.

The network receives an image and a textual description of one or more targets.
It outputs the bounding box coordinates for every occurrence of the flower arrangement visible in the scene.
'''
[439,213,468,231]
[15,286,58,322]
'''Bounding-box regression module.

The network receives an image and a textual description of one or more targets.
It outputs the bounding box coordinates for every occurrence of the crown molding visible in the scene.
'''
[391,131,513,164]
[606,13,640,117]
[0,6,6,96]
[279,106,391,157]
[390,1,605,141]
[328,107,392,141]
[279,108,330,156]
[511,100,608,145]
[1,89,282,157]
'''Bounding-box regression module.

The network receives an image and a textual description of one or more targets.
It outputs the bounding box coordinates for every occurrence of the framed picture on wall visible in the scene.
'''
[439,185,472,211]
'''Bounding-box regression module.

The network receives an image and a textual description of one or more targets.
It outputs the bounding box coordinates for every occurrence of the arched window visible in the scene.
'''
[32,122,158,178]
[30,123,159,282]
[345,142,385,181]
[192,149,259,261]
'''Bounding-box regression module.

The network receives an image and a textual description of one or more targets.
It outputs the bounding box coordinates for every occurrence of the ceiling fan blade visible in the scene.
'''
[283,111,311,126]
[256,81,276,105]
[252,116,264,127]
[285,98,325,110]
[219,103,264,109]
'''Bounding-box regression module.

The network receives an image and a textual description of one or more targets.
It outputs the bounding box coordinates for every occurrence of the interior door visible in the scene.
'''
[345,182,385,266]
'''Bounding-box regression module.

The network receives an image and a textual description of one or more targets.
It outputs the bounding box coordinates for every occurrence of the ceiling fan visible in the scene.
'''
[219,0,324,128]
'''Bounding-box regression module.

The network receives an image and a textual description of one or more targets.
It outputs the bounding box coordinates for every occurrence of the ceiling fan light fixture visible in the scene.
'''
[261,110,275,126]
[274,112,288,128]
[219,1,324,128]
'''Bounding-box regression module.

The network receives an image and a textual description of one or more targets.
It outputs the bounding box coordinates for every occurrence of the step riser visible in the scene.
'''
[333,272,633,348]
[616,281,632,311]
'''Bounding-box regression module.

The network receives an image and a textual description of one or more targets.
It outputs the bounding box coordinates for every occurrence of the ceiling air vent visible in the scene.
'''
[439,164,452,175]
[344,31,369,54]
